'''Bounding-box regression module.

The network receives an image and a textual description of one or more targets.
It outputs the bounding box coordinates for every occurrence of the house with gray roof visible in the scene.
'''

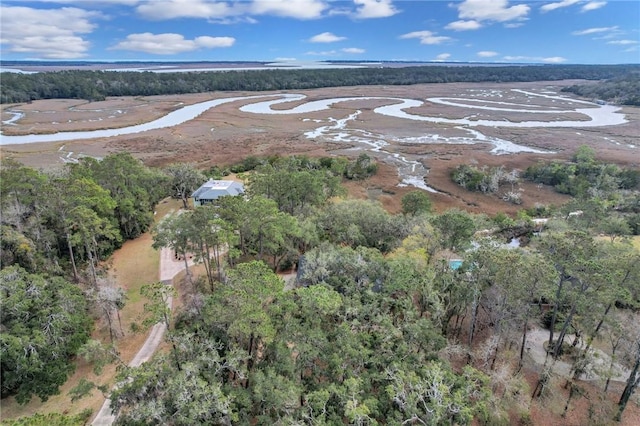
[191,179,245,207]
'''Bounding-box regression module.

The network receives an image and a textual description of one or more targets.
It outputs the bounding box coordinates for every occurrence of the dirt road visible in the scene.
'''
[91,247,190,425]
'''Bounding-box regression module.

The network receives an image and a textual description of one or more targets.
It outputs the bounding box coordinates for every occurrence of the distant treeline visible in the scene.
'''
[1,64,638,104]
[561,72,640,106]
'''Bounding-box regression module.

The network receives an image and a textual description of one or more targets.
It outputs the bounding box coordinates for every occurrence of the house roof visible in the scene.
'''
[191,179,244,200]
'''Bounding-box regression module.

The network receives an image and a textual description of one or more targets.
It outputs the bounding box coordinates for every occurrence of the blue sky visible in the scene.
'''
[1,0,638,64]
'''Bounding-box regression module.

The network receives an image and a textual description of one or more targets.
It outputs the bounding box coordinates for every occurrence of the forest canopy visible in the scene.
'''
[1,63,638,104]
[561,71,640,106]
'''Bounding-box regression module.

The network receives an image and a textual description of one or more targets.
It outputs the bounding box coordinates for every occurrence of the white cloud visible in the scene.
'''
[136,0,241,20]
[134,0,393,22]
[194,35,235,48]
[306,50,338,56]
[0,6,100,58]
[250,0,328,19]
[542,56,567,63]
[39,0,141,4]
[309,32,346,43]
[353,0,399,19]
[446,20,482,31]
[6,36,91,59]
[607,40,639,45]
[137,0,331,21]
[540,0,580,13]
[110,32,235,54]
[503,55,567,63]
[342,47,365,54]
[399,31,451,45]
[582,2,606,12]
[540,0,606,13]
[457,0,529,23]
[477,50,499,57]
[572,26,618,35]
[306,47,365,55]
[434,53,451,61]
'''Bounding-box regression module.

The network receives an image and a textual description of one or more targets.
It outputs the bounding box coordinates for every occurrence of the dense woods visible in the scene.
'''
[1,64,638,104]
[0,153,168,404]
[561,72,640,106]
[1,266,92,404]
[2,151,640,425]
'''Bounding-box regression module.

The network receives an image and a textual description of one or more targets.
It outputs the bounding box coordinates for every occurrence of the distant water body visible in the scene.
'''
[0,60,518,74]
[0,61,370,74]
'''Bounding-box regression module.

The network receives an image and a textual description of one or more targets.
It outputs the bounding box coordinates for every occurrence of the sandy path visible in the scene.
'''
[525,326,630,382]
[92,245,192,425]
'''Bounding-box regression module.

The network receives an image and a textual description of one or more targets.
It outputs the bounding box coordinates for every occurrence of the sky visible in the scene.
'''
[0,0,638,64]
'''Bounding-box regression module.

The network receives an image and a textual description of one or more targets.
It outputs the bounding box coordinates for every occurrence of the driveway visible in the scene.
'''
[92,246,191,425]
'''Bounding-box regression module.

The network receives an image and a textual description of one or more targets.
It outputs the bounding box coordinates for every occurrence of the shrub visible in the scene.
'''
[502,190,523,205]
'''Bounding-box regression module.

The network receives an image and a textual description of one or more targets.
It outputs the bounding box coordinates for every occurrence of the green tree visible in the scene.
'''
[0,160,53,271]
[267,285,339,398]
[179,206,237,289]
[110,332,240,425]
[344,153,378,180]
[569,242,640,381]
[401,190,433,216]
[431,208,476,251]
[204,261,284,366]
[0,159,47,235]
[216,195,300,269]
[599,215,632,242]
[66,201,121,288]
[250,367,302,422]
[248,156,343,216]
[70,153,168,239]
[470,247,557,370]
[300,242,387,296]
[431,259,470,337]
[0,225,38,272]
[140,281,181,370]
[388,218,439,266]
[385,255,441,321]
[385,362,490,425]
[573,145,596,164]
[0,266,91,404]
[315,199,406,253]
[47,175,119,282]
[140,282,176,329]
[164,163,206,209]
[536,231,604,359]
[152,213,194,285]
[0,411,92,426]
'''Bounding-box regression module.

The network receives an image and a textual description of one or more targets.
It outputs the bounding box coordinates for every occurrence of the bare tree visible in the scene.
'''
[615,319,640,422]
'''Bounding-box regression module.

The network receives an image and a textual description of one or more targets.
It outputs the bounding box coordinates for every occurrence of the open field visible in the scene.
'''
[2,81,639,216]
